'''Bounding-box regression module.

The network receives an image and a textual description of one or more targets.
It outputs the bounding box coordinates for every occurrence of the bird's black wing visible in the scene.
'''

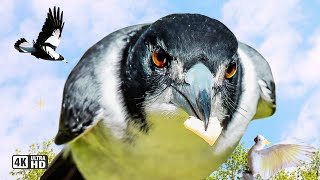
[54,24,150,145]
[40,150,84,180]
[36,6,64,49]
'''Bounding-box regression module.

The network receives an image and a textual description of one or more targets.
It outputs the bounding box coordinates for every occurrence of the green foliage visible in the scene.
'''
[294,150,320,180]
[208,143,248,180]
[208,144,320,180]
[271,169,297,180]
[9,139,56,180]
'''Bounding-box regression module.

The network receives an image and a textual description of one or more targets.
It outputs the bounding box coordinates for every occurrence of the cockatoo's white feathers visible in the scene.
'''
[257,143,315,179]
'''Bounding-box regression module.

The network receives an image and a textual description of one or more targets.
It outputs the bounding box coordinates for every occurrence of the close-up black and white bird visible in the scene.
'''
[14,6,66,63]
[242,135,316,180]
[41,14,276,180]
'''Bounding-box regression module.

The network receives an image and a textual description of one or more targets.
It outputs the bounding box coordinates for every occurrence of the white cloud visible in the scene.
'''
[0,76,64,179]
[222,0,302,43]
[0,0,15,35]
[222,0,308,97]
[282,90,320,147]
[293,29,320,88]
[29,0,167,51]
[222,0,320,149]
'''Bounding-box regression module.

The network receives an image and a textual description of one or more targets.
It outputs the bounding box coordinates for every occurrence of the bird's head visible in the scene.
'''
[120,14,276,166]
[122,14,239,128]
[58,55,68,63]
[254,135,271,148]
[58,54,64,60]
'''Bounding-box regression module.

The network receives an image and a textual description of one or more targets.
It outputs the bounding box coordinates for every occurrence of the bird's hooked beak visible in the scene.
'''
[264,138,271,145]
[172,63,214,131]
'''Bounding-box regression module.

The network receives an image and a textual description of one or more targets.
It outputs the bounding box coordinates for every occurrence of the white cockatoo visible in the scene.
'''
[244,135,315,179]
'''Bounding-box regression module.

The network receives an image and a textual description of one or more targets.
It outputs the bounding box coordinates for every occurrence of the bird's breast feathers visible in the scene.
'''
[70,110,219,180]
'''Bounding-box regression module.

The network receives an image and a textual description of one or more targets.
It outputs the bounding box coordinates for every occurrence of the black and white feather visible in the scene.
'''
[14,6,67,63]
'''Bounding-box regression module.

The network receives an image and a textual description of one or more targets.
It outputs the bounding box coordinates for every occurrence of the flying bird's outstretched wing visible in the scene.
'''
[257,144,315,179]
[36,6,64,50]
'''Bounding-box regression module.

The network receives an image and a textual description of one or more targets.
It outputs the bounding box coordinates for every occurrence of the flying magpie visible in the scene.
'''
[14,6,66,63]
[41,14,276,180]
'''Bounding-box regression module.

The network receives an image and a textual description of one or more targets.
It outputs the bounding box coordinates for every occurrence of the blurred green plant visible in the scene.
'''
[207,143,248,180]
[9,139,56,180]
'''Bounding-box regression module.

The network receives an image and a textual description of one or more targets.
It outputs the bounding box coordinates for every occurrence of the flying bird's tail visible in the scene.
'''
[40,149,84,180]
[14,38,36,53]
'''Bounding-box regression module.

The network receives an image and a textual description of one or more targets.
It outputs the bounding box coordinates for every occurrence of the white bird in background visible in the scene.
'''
[14,6,67,63]
[244,135,316,179]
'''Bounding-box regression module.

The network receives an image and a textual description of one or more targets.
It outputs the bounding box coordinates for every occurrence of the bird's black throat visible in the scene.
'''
[119,24,152,132]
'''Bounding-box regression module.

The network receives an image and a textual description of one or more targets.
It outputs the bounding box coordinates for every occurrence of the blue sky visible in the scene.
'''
[1,0,320,178]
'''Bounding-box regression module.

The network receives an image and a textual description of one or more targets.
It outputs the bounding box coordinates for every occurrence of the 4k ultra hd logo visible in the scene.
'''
[12,155,48,169]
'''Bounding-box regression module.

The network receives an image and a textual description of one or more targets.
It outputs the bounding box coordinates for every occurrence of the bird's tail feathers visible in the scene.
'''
[14,38,36,53]
[40,149,84,180]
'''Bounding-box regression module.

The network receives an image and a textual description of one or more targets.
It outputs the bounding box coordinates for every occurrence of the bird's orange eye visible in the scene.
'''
[225,63,237,79]
[152,48,168,68]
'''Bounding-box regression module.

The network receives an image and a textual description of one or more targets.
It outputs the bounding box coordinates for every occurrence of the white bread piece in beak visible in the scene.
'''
[184,116,222,146]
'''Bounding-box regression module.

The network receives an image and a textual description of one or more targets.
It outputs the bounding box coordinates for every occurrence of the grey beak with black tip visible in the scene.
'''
[172,63,213,130]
